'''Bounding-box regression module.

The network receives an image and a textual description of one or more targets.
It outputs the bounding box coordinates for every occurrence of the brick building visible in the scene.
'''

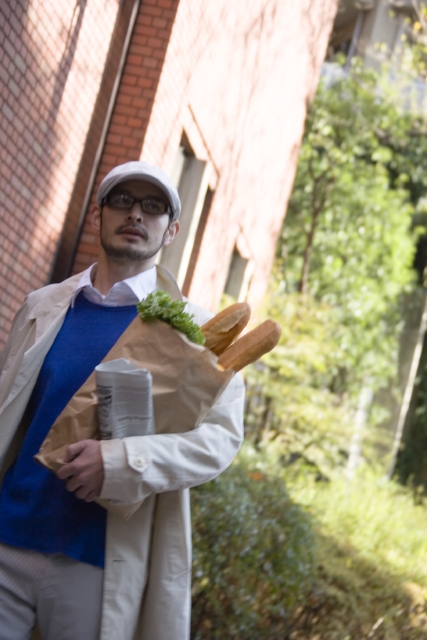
[0,0,338,348]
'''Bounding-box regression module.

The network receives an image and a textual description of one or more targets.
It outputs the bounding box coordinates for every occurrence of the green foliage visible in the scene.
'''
[191,446,427,639]
[191,449,315,639]
[191,45,427,640]
[245,290,353,474]
[136,290,205,345]
[245,58,426,473]
[394,3,427,85]
[280,59,418,389]
[293,471,427,583]
[290,471,427,639]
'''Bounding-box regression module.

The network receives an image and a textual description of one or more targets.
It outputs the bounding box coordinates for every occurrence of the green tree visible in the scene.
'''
[246,58,426,475]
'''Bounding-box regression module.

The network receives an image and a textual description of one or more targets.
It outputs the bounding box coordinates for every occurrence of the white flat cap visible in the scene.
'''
[96,161,181,220]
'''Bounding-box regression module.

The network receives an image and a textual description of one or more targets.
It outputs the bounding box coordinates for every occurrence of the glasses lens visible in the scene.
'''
[105,192,169,215]
[107,192,134,209]
[140,198,168,215]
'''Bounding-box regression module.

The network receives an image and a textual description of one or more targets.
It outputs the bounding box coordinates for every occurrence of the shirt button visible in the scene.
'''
[134,457,143,468]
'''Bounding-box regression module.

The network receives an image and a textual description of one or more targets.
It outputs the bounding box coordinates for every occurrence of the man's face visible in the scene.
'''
[91,179,179,265]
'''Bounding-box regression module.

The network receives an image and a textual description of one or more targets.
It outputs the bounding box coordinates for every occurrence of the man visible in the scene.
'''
[0,161,245,640]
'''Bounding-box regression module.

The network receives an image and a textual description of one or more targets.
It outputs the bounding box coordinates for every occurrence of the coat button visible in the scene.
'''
[134,457,143,468]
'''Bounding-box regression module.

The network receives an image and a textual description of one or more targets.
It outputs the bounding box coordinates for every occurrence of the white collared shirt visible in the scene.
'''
[71,264,157,307]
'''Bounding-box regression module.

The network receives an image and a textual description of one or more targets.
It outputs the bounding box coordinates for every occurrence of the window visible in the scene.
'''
[224,248,253,302]
[159,135,212,289]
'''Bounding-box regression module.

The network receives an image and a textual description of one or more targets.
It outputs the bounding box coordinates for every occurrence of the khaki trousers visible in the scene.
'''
[0,541,103,640]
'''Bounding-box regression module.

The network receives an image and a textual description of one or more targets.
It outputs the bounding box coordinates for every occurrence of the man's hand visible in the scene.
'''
[57,439,104,503]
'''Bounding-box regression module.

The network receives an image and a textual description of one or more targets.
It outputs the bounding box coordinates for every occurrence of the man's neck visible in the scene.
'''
[93,256,155,295]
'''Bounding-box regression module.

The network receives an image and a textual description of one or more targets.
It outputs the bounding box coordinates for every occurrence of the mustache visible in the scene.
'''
[116,223,148,240]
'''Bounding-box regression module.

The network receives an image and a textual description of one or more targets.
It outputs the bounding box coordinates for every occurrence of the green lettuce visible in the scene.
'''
[137,290,205,346]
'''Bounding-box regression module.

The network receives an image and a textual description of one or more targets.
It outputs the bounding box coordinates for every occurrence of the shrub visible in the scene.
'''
[191,455,315,639]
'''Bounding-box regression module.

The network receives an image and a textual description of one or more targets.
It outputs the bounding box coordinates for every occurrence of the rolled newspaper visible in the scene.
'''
[95,359,154,440]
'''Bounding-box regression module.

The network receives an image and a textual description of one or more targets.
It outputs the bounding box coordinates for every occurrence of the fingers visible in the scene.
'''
[75,485,95,501]
[57,440,96,479]
[65,475,84,493]
[56,462,74,481]
[63,473,100,499]
[64,440,89,463]
[56,439,104,501]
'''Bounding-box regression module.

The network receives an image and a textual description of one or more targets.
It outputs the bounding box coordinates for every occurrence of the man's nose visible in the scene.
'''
[127,202,143,220]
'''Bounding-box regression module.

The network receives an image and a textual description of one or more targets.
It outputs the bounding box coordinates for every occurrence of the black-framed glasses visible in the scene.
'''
[102,191,171,216]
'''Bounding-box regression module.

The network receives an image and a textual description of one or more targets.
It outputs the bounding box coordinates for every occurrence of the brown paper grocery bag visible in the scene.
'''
[35,318,234,519]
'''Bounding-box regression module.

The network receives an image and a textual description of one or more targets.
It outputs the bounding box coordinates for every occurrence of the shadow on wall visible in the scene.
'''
[48,0,88,126]
[5,0,89,229]
[0,0,90,346]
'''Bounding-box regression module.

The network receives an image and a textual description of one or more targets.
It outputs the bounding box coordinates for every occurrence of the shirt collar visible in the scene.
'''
[71,263,157,307]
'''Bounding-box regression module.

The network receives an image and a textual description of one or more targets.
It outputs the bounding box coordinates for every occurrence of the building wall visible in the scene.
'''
[72,0,338,314]
[0,0,338,350]
[0,0,120,346]
[141,0,339,312]
[329,0,416,68]
[72,0,179,275]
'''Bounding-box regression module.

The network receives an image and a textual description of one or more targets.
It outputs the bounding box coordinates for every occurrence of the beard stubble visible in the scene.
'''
[100,215,169,263]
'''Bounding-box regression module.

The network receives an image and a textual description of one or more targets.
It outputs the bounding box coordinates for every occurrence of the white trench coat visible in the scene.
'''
[0,266,245,640]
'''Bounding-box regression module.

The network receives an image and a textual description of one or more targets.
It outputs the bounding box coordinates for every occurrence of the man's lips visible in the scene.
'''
[117,227,147,239]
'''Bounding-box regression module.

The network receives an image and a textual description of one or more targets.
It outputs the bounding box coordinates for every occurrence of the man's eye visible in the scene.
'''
[110,193,133,208]
[142,199,165,214]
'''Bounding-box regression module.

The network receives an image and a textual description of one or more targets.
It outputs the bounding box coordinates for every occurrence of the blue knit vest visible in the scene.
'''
[0,293,137,568]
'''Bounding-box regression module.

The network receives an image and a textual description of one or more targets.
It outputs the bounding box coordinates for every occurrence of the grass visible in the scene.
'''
[283,467,427,639]
[191,444,427,639]
[292,472,427,582]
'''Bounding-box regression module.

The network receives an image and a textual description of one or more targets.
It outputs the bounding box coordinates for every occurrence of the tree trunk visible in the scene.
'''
[298,173,334,294]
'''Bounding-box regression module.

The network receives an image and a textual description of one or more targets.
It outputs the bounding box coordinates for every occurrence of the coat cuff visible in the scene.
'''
[99,437,150,503]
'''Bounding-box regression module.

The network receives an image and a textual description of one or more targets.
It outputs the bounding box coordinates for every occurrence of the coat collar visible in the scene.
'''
[28,265,182,338]
[27,274,81,342]
[154,264,183,301]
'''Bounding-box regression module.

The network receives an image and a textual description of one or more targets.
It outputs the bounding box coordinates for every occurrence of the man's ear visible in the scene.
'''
[91,204,102,231]
[163,220,180,246]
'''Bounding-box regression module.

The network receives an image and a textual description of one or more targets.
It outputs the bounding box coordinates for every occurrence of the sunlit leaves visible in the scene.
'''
[248,58,425,473]
[280,59,419,393]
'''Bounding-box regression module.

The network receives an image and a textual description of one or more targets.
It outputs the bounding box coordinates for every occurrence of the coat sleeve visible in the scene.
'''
[99,372,245,504]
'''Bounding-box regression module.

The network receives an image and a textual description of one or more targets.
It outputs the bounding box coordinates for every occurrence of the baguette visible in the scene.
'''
[201,302,251,355]
[217,319,281,372]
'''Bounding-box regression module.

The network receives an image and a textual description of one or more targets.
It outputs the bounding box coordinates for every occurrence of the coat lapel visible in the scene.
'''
[0,278,79,473]
[0,276,80,415]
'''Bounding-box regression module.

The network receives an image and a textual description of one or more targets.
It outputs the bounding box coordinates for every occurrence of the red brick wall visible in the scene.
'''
[0,0,119,346]
[141,0,338,312]
[0,0,337,349]
[72,0,180,274]
[71,0,337,310]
